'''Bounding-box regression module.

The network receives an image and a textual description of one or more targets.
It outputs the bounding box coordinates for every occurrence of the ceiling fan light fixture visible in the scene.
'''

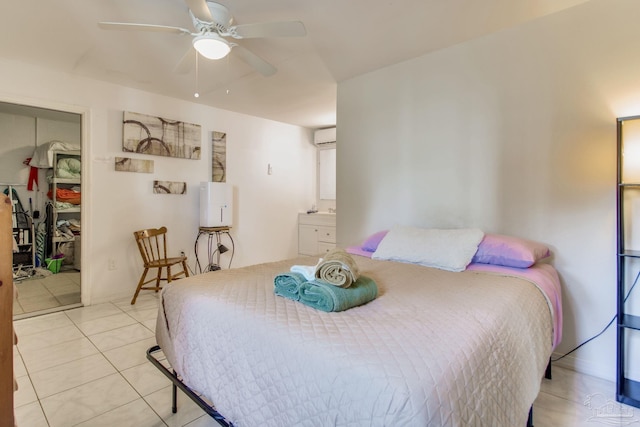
[193,33,231,60]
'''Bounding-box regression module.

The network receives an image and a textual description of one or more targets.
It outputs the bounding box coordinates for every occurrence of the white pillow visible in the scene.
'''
[372,226,484,272]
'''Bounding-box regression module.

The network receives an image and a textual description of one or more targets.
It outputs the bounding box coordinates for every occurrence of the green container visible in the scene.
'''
[45,257,64,274]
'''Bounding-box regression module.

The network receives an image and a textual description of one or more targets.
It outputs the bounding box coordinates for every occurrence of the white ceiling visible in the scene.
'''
[0,0,589,129]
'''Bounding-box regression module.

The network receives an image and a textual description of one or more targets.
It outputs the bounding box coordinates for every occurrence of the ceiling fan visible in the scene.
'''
[98,0,307,77]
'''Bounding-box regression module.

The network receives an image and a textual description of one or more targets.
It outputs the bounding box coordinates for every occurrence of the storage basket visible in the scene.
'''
[45,257,64,274]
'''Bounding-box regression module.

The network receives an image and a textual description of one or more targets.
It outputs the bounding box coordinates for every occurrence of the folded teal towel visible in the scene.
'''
[298,276,378,312]
[274,272,307,301]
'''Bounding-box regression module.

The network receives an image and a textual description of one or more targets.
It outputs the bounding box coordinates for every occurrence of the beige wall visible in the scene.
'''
[0,58,316,305]
[336,0,640,380]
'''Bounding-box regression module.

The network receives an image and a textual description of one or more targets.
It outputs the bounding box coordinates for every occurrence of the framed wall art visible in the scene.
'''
[123,111,201,160]
[114,157,154,173]
[153,180,187,194]
[212,131,227,182]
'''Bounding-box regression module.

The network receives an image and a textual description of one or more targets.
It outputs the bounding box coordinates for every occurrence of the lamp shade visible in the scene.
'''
[193,33,231,60]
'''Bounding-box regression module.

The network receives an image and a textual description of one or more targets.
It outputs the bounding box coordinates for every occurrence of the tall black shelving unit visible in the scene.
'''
[616,115,640,408]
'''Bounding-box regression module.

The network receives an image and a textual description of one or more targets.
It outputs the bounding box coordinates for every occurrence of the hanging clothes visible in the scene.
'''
[35,221,46,268]
[23,157,38,191]
[45,202,53,258]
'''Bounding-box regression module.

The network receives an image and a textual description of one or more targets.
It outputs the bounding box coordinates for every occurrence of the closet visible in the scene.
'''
[0,101,82,317]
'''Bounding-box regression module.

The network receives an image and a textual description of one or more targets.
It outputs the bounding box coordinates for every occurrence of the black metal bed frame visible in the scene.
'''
[147,344,551,427]
[146,345,234,427]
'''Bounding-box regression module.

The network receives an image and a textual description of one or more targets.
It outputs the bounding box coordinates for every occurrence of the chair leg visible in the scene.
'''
[183,260,190,277]
[155,267,163,293]
[131,268,150,305]
[166,265,172,288]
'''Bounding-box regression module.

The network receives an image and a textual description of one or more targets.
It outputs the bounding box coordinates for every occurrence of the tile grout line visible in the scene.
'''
[62,300,170,427]
[14,295,174,427]
[108,301,172,426]
[15,344,52,426]
[13,271,81,316]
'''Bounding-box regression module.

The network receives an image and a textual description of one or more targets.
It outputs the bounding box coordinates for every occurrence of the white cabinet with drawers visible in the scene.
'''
[298,213,336,256]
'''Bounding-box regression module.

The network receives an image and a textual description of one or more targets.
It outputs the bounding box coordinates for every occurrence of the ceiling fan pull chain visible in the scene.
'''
[194,53,200,98]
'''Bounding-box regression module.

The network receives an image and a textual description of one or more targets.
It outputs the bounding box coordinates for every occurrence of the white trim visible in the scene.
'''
[552,351,615,382]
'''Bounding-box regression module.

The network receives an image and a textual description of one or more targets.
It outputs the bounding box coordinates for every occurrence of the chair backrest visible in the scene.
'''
[134,227,169,266]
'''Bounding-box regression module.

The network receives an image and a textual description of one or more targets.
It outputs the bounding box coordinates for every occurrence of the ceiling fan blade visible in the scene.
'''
[232,45,277,77]
[184,0,213,22]
[231,21,306,39]
[174,47,196,74]
[98,22,191,35]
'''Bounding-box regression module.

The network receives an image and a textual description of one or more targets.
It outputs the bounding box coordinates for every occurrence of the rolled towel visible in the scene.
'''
[298,276,378,312]
[274,272,307,301]
[315,248,360,288]
[290,264,317,281]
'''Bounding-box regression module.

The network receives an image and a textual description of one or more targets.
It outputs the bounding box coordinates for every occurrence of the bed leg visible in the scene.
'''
[527,407,534,427]
[148,345,232,426]
[545,359,552,380]
[172,371,178,414]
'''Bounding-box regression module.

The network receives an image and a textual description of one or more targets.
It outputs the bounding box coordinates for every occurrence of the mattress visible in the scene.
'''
[157,255,556,427]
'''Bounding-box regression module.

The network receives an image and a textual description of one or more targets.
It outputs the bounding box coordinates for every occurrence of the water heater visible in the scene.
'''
[200,182,233,227]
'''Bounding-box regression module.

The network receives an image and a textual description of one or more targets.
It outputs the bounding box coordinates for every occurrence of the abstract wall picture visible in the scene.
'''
[114,157,154,173]
[123,111,201,160]
[153,180,187,194]
[212,131,227,182]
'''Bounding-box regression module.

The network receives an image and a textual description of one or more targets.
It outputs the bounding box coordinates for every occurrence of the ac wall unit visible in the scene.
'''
[313,127,336,145]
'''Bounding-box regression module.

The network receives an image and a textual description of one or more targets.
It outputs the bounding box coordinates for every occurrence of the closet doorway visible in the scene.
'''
[0,101,85,319]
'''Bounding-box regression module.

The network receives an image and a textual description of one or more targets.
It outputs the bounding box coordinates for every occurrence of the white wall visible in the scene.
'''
[337,0,640,381]
[0,58,316,304]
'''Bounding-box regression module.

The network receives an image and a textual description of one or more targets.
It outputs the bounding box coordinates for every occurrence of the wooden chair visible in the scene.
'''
[131,226,189,304]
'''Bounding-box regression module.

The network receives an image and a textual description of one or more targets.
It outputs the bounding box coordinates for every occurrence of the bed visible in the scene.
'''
[153,230,562,427]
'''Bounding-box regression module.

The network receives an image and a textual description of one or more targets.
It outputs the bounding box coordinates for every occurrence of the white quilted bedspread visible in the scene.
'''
[157,256,553,427]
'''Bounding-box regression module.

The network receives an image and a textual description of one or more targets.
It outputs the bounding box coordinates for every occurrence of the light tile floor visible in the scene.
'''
[13,292,640,427]
[13,270,81,316]
[13,293,219,427]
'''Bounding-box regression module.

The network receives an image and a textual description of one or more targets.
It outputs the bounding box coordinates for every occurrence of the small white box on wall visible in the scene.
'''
[200,182,233,227]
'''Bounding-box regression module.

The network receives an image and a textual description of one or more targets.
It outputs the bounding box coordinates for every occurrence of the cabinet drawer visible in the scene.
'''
[318,242,336,255]
[318,226,336,243]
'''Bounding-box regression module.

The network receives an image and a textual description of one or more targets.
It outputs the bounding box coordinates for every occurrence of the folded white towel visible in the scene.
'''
[290,264,316,281]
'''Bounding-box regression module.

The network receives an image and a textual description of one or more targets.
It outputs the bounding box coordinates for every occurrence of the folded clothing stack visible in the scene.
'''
[274,249,377,312]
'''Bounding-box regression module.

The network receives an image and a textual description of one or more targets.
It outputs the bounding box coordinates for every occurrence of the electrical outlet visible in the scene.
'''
[108,258,116,270]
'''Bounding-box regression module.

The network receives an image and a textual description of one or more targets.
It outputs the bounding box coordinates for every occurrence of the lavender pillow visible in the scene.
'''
[362,230,389,252]
[472,233,550,268]
[346,245,373,258]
